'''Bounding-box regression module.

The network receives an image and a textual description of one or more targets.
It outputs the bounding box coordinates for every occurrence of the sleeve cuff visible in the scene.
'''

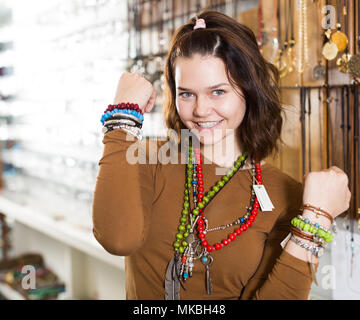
[277,249,317,276]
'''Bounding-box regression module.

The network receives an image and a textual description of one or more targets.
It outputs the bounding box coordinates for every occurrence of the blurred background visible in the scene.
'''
[0,0,359,300]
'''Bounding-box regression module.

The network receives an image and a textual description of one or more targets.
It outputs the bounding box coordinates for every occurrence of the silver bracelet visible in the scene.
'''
[290,235,325,257]
[103,123,143,140]
[121,126,143,140]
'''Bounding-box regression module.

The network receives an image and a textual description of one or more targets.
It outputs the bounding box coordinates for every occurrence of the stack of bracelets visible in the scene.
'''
[100,102,144,140]
[289,203,336,258]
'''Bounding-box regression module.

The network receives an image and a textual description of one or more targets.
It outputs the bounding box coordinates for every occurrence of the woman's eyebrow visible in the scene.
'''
[177,83,230,91]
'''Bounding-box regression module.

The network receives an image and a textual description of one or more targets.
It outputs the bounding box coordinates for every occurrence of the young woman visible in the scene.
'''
[92,11,351,300]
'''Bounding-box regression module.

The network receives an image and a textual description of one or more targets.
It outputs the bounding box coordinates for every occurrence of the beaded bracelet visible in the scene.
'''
[101,109,144,125]
[101,104,144,139]
[296,215,330,233]
[101,102,144,124]
[290,235,325,257]
[291,217,333,243]
[300,204,333,223]
[105,103,143,115]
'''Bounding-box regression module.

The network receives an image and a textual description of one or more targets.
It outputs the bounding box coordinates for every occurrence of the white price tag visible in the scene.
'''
[280,233,292,249]
[253,184,274,212]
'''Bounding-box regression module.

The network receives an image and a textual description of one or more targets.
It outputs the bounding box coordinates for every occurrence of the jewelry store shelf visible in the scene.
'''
[0,192,125,271]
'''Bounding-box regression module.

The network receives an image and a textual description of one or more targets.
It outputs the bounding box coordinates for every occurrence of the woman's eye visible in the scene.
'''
[179,92,193,98]
[213,89,225,96]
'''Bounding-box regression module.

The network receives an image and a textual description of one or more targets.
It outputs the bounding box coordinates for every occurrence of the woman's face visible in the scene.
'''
[174,53,246,146]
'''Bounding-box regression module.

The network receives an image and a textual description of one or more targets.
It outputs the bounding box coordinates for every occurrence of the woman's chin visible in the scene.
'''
[195,134,224,146]
[181,125,225,145]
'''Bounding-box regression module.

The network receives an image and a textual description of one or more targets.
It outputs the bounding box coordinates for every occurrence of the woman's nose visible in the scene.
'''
[193,96,211,118]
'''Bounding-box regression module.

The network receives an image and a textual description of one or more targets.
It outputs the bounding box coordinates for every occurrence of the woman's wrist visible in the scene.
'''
[284,235,319,264]
[301,208,332,230]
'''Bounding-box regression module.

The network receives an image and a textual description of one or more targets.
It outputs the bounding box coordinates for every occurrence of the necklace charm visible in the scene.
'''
[336,53,352,73]
[185,233,196,245]
[180,233,201,281]
[322,29,338,61]
[313,62,326,80]
[331,23,348,52]
[201,254,213,295]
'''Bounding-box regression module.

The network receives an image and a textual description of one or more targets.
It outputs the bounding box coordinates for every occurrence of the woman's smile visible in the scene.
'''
[193,119,224,131]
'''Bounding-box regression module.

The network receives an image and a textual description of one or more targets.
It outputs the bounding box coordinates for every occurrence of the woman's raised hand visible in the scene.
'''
[302,166,351,219]
[113,72,157,113]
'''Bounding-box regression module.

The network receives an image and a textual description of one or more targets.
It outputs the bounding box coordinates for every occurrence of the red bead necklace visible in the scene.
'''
[192,147,263,254]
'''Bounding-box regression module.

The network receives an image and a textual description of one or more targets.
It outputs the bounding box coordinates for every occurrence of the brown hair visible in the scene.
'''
[163,10,284,163]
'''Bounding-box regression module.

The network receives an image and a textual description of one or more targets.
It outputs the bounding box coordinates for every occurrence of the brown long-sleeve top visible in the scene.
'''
[92,128,315,300]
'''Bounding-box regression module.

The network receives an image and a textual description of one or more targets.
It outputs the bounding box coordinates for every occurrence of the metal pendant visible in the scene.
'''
[185,233,196,246]
[336,53,352,73]
[322,41,338,61]
[331,31,348,52]
[313,63,326,80]
[179,233,201,281]
[274,52,289,78]
[201,254,213,295]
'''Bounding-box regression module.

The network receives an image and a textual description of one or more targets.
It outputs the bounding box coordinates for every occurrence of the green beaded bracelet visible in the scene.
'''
[291,217,333,243]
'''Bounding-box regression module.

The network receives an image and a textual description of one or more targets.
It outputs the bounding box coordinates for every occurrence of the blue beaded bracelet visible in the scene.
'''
[100,108,144,125]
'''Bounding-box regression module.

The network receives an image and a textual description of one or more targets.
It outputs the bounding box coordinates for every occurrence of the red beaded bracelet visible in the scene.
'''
[104,102,143,115]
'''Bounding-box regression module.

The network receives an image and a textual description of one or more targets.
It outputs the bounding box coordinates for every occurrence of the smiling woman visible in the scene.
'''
[163,11,283,165]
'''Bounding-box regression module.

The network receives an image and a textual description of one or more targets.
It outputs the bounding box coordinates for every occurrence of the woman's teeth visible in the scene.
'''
[196,120,223,128]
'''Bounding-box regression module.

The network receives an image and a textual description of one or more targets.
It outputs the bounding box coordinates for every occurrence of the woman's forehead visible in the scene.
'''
[174,55,228,88]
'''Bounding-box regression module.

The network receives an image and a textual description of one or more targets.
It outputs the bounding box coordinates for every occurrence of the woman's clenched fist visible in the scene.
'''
[113,72,157,113]
[303,166,351,219]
